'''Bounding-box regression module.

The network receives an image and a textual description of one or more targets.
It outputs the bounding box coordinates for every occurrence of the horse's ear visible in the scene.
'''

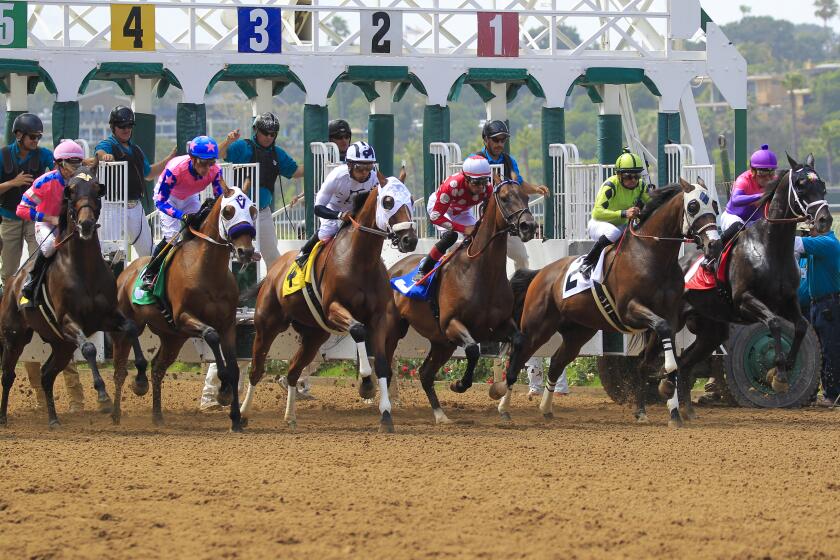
[806,153,815,168]
[786,152,799,169]
[377,170,387,187]
[220,176,233,197]
[86,154,99,174]
[696,176,706,189]
[679,177,694,192]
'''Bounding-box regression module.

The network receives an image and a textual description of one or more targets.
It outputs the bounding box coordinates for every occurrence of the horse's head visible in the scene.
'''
[218,179,258,263]
[785,154,832,233]
[493,175,535,242]
[63,160,103,241]
[372,175,418,253]
[679,178,721,260]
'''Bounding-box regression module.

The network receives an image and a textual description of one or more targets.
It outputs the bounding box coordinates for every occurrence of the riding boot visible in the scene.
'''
[20,252,50,307]
[701,223,741,272]
[294,232,320,268]
[579,235,612,280]
[140,239,169,292]
[413,230,458,283]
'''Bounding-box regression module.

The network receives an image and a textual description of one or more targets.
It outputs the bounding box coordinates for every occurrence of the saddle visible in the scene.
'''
[685,242,735,292]
[131,246,180,326]
[281,241,344,335]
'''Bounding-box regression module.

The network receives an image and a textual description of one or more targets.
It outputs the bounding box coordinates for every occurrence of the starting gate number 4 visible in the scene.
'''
[238,7,282,54]
[477,12,519,58]
[111,4,155,51]
[361,10,402,55]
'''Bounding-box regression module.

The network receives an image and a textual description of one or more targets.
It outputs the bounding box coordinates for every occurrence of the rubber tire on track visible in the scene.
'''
[597,355,663,405]
[722,323,821,408]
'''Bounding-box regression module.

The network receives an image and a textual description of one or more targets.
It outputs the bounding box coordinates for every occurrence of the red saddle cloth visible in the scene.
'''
[685,244,733,291]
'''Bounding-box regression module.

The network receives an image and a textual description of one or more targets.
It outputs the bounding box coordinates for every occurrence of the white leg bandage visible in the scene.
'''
[356,342,372,377]
[378,377,391,414]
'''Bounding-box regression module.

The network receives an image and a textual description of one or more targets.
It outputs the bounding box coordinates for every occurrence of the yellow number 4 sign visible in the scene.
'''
[111,4,154,51]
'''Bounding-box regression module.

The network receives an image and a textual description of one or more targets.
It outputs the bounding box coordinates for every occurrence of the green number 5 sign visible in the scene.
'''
[0,1,27,49]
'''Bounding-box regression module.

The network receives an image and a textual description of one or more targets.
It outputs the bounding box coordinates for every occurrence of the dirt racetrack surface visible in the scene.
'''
[1,372,839,559]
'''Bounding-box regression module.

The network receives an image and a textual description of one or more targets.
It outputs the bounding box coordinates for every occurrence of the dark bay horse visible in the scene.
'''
[111,182,258,431]
[240,176,417,433]
[505,180,720,427]
[387,178,536,424]
[0,163,145,427]
[676,155,831,415]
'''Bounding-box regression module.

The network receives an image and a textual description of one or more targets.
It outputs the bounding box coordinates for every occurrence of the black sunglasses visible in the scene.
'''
[25,133,43,141]
[116,123,135,130]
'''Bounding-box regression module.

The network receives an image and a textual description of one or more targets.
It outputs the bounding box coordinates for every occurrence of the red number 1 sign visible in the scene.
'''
[477,12,519,58]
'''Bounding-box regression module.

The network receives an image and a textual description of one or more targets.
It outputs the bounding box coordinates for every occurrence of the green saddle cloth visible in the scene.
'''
[130,250,174,305]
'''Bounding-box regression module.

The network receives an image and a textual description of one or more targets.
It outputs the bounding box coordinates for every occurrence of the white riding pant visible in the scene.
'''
[160,194,201,241]
[126,201,153,257]
[318,218,342,241]
[34,222,58,257]
[257,206,280,267]
[720,211,744,231]
[427,193,477,234]
[587,219,625,242]
[526,360,570,394]
[507,235,529,271]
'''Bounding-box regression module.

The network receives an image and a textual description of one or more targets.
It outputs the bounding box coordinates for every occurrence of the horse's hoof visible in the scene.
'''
[379,411,395,433]
[684,407,698,421]
[499,411,512,422]
[97,399,113,414]
[0,415,6,426]
[217,388,233,408]
[362,397,375,405]
[287,419,297,432]
[152,415,164,426]
[449,380,469,394]
[636,413,649,424]
[488,381,507,400]
[543,412,554,420]
[658,379,675,398]
[230,423,244,434]
[131,379,149,397]
[668,409,684,429]
[433,410,453,425]
[48,419,61,430]
[771,378,790,394]
[110,413,121,425]
[240,417,249,429]
[358,377,376,400]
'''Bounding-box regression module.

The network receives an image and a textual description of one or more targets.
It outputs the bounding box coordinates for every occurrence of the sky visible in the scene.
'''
[705,0,840,29]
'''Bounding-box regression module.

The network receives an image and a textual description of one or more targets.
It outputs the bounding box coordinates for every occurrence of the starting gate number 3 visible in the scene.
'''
[238,7,282,54]
[477,12,519,57]
[111,4,155,51]
[361,10,402,55]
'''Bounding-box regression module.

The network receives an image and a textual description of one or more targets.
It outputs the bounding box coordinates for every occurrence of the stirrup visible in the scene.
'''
[294,252,309,267]
[579,262,593,280]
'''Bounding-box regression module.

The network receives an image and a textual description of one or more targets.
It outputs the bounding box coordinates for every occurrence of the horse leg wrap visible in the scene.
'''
[464,343,480,362]
[81,342,97,362]
[202,327,220,347]
[662,338,678,373]
[349,324,371,377]
[378,377,391,414]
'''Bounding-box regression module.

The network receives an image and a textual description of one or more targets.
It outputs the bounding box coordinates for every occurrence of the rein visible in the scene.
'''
[189,224,234,249]
[348,214,390,238]
[466,180,531,259]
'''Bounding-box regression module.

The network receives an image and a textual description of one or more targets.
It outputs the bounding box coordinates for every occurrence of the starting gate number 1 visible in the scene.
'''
[111,4,155,51]
[361,10,402,55]
[0,1,27,49]
[476,12,519,58]
[238,7,282,53]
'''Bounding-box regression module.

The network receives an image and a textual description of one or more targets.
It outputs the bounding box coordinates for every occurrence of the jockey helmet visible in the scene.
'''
[188,136,220,160]
[615,148,644,173]
[462,155,492,178]
[253,112,280,135]
[750,144,778,170]
[346,141,377,163]
[328,119,351,138]
[12,113,43,135]
[482,120,510,139]
[109,105,135,128]
[54,140,85,161]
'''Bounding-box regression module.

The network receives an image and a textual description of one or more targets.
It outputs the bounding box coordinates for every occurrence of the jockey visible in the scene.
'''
[413,155,493,282]
[139,135,223,290]
[579,148,652,280]
[16,140,86,305]
[328,119,352,162]
[294,141,380,267]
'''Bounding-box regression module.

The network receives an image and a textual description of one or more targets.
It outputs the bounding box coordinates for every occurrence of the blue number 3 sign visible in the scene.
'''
[238,7,281,53]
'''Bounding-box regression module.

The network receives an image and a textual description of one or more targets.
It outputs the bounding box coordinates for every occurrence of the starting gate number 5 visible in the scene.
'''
[0,2,27,49]
[111,4,155,51]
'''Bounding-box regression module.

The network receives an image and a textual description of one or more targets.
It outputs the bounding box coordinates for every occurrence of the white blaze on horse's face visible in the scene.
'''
[376,177,415,233]
[682,180,719,239]
[219,186,258,243]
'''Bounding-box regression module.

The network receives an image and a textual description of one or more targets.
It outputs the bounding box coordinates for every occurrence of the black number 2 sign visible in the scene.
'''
[361,10,401,55]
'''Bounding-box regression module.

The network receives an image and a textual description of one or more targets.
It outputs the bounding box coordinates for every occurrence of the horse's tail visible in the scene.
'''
[239,279,265,305]
[510,268,539,324]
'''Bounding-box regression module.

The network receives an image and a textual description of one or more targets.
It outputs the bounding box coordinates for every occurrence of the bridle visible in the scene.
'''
[764,168,828,225]
[467,179,533,258]
[629,184,719,249]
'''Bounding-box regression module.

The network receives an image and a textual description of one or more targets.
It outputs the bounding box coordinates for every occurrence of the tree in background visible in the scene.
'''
[783,72,805,156]
[815,0,838,28]
[821,119,840,182]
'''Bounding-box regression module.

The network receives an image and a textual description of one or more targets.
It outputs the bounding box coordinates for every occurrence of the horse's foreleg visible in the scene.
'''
[149,336,187,425]
[419,342,457,425]
[538,327,595,421]
[369,310,398,433]
[284,326,330,430]
[737,292,790,391]
[178,312,231,405]
[110,330,131,425]
[0,333,28,425]
[784,306,809,372]
[326,301,374,399]
[241,309,289,420]
[443,319,480,395]
[625,300,682,428]
[60,317,111,412]
[41,344,76,428]
[220,328,243,433]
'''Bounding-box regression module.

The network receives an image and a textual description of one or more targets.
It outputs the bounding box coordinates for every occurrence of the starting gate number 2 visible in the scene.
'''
[111,4,155,51]
[361,10,402,55]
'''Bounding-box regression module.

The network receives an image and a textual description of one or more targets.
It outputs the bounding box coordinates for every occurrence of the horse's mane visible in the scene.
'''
[351,190,372,215]
[755,169,790,208]
[637,184,682,224]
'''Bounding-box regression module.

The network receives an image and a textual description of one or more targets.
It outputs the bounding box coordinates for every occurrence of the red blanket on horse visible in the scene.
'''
[685,244,734,291]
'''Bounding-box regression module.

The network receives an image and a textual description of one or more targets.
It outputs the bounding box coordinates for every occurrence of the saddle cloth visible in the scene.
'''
[281,241,325,298]
[561,249,607,300]
[684,243,734,291]
[131,247,178,305]
[390,262,440,301]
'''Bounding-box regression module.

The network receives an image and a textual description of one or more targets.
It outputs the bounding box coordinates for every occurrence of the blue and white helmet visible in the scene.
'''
[346,141,377,164]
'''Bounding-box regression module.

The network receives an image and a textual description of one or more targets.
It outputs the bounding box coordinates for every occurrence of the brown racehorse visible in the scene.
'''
[0,163,146,427]
[387,178,536,425]
[110,181,257,432]
[239,176,417,433]
[504,180,720,427]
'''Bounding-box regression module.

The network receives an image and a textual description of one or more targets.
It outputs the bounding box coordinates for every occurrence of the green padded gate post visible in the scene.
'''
[597,114,622,166]
[4,110,24,145]
[303,104,328,237]
[51,102,80,146]
[133,112,157,214]
[423,104,450,237]
[657,112,680,185]
[176,103,206,156]
[541,107,564,239]
[368,113,395,177]
[734,109,748,176]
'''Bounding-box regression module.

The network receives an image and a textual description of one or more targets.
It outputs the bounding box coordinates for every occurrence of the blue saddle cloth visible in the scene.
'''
[390,263,439,301]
